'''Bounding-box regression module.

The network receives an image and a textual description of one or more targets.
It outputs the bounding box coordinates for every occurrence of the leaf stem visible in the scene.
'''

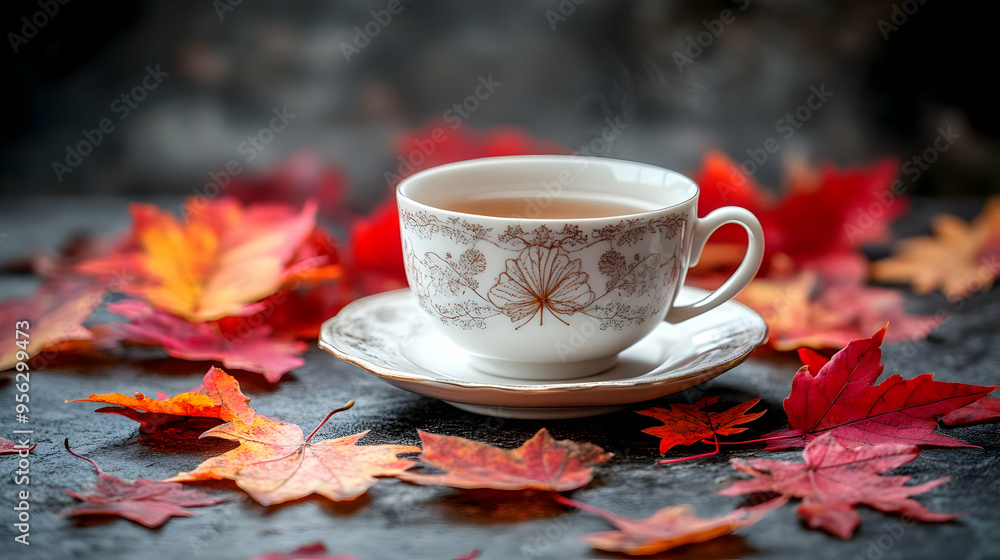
[304,400,355,443]
[658,434,720,465]
[64,438,103,475]
[551,494,631,525]
[700,434,794,446]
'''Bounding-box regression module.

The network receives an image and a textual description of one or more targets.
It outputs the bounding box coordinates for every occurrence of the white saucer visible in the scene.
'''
[319,287,767,419]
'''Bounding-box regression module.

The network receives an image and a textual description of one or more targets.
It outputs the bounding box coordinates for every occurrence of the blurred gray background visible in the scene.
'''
[3,0,998,208]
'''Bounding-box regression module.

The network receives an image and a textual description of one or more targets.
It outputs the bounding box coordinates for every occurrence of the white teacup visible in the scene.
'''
[397,155,763,380]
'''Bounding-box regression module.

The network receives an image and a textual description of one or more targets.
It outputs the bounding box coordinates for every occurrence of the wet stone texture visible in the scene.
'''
[1,198,998,560]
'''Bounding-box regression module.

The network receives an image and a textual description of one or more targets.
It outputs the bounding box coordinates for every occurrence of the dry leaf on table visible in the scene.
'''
[763,326,997,449]
[61,440,223,527]
[872,196,1000,299]
[736,271,939,351]
[66,365,254,430]
[106,300,305,382]
[637,397,764,462]
[167,403,419,505]
[77,198,322,321]
[941,394,1000,426]
[0,280,104,370]
[554,494,782,555]
[398,428,611,492]
[719,432,958,539]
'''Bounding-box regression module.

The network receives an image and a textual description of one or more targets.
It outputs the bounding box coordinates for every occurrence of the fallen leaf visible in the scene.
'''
[1,437,28,455]
[106,300,305,382]
[242,542,356,560]
[61,439,223,528]
[397,428,611,492]
[692,151,902,277]
[941,395,1000,426]
[719,432,958,539]
[67,365,255,426]
[554,494,780,555]
[872,196,1000,300]
[637,397,765,455]
[167,402,419,505]
[77,197,321,321]
[93,407,223,434]
[763,326,997,449]
[0,280,104,370]
[735,272,940,351]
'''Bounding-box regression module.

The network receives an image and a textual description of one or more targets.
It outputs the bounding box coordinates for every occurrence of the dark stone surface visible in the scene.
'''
[1,198,999,560]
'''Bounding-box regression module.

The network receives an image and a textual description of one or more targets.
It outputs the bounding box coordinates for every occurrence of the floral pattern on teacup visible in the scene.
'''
[401,209,687,331]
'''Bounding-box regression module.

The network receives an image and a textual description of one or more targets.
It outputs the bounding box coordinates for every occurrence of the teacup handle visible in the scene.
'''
[665,207,764,323]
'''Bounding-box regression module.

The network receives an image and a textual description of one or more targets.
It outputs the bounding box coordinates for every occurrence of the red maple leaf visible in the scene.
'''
[242,542,356,560]
[762,326,998,449]
[637,397,765,462]
[106,300,305,383]
[61,440,223,528]
[554,494,781,555]
[941,395,1000,426]
[398,428,611,492]
[719,432,959,539]
[692,151,903,277]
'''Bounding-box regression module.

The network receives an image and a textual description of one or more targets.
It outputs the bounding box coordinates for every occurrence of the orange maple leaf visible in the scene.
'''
[0,280,104,371]
[554,494,781,555]
[66,366,255,426]
[397,428,611,492]
[736,271,940,350]
[637,397,765,456]
[78,197,321,321]
[166,402,419,505]
[872,196,1000,300]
